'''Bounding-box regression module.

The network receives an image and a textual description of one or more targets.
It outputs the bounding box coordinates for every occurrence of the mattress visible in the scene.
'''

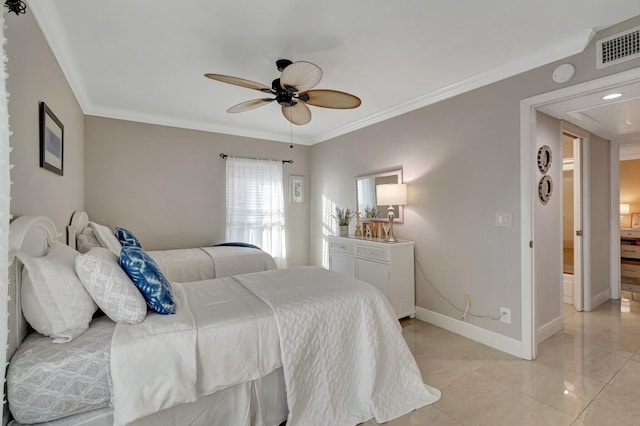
[7,316,115,424]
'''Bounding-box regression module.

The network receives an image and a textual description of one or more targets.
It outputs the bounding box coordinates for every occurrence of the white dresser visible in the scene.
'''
[327,235,415,319]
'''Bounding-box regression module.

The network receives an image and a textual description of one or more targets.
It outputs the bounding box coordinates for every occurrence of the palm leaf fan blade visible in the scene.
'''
[204,74,272,92]
[301,89,361,109]
[226,98,275,113]
[282,102,311,125]
[280,61,322,92]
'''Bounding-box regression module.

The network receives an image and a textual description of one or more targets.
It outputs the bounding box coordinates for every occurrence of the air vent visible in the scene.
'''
[596,25,640,69]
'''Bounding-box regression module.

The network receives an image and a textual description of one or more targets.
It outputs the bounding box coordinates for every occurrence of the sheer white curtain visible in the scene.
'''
[225,157,287,268]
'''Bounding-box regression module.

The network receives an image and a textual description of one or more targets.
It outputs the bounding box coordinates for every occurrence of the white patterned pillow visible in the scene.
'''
[75,247,147,324]
[76,226,101,254]
[17,242,97,343]
[89,221,122,256]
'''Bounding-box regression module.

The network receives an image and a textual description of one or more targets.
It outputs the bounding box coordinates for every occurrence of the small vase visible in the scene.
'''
[339,225,349,237]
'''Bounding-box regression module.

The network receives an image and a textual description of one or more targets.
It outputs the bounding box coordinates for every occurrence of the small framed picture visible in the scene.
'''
[289,175,304,203]
[632,213,640,229]
[39,102,64,176]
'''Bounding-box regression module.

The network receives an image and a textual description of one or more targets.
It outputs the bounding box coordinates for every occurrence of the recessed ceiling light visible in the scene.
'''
[602,93,623,100]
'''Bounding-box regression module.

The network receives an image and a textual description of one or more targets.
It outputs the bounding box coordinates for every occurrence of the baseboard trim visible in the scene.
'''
[563,274,574,305]
[590,288,611,310]
[414,306,524,359]
[536,315,563,344]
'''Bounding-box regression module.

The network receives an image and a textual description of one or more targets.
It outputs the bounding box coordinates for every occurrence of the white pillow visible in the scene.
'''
[17,242,97,343]
[76,226,101,254]
[75,247,147,324]
[89,221,122,256]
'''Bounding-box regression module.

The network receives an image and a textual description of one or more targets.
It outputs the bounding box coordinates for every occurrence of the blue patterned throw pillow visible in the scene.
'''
[115,227,142,248]
[119,247,175,315]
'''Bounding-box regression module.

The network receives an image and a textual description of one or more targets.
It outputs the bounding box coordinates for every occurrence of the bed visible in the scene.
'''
[6,215,440,425]
[66,211,278,282]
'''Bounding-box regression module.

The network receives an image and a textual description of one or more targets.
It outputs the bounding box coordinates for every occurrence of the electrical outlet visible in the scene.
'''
[465,293,472,305]
[500,307,511,324]
[495,213,512,228]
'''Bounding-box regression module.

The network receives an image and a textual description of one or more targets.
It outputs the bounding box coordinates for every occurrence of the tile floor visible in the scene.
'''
[364,291,640,426]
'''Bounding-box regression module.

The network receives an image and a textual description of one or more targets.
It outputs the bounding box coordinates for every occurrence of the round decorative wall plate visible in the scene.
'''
[537,145,552,173]
[538,175,553,205]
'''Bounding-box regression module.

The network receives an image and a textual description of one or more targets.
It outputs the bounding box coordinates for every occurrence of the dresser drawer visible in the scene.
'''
[622,262,640,278]
[356,245,389,262]
[621,244,640,259]
[329,241,354,254]
[621,229,640,239]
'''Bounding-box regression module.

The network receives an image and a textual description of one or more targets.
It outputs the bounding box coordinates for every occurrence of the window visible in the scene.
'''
[225,157,287,268]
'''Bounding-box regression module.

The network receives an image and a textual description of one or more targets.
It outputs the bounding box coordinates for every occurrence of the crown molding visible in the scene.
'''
[86,105,301,145]
[29,1,596,146]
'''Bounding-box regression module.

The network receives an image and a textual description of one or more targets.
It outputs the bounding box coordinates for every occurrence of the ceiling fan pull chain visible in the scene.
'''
[290,121,293,149]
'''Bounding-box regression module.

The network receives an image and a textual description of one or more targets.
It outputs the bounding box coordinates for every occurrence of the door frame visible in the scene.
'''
[520,67,640,360]
[610,141,622,299]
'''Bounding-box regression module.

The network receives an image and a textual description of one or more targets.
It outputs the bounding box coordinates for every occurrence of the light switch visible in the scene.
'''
[496,213,512,228]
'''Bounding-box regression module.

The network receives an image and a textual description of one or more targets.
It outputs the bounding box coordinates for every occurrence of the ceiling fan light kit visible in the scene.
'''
[205,59,361,125]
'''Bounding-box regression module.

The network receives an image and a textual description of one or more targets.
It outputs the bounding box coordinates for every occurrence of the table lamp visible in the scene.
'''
[376,183,407,242]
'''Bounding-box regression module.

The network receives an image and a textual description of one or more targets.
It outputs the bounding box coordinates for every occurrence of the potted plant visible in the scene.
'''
[334,206,355,237]
[363,206,379,219]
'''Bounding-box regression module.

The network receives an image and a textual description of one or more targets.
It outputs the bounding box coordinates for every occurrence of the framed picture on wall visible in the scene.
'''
[289,175,304,203]
[632,213,640,229]
[39,102,64,176]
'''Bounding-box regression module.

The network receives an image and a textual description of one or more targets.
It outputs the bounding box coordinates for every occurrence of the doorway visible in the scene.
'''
[521,67,640,360]
[562,131,584,311]
[613,141,640,296]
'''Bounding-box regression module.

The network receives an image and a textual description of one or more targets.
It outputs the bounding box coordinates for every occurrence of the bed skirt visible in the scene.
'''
[9,368,287,426]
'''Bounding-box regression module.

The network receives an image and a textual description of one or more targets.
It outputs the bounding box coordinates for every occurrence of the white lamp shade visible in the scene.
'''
[376,184,407,206]
[621,203,630,215]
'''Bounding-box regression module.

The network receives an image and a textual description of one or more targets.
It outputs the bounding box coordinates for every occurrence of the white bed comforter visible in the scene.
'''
[110,277,281,426]
[111,266,439,426]
[148,246,277,283]
[236,267,441,425]
[201,246,277,277]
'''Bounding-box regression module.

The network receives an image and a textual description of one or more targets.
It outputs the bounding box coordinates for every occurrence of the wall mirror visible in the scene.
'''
[355,168,404,223]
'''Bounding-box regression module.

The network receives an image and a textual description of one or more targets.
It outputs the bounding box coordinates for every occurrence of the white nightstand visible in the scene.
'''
[327,235,415,319]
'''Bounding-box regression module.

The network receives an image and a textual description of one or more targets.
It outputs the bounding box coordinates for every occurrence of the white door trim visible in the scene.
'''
[610,142,621,300]
[520,67,640,360]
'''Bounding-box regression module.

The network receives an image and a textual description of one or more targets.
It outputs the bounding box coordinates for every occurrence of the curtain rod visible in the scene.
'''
[219,153,293,164]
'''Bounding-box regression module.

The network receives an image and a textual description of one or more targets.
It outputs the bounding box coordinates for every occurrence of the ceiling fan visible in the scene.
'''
[204,59,361,125]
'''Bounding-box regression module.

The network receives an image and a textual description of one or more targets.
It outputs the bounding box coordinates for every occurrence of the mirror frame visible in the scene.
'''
[355,168,404,223]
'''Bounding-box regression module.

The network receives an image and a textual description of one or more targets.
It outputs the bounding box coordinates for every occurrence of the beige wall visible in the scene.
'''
[6,12,84,233]
[620,159,640,228]
[534,112,563,332]
[84,116,311,265]
[311,80,525,339]
[309,16,639,340]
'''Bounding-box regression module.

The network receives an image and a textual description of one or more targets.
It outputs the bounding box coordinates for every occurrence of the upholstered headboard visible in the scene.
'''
[7,216,59,360]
